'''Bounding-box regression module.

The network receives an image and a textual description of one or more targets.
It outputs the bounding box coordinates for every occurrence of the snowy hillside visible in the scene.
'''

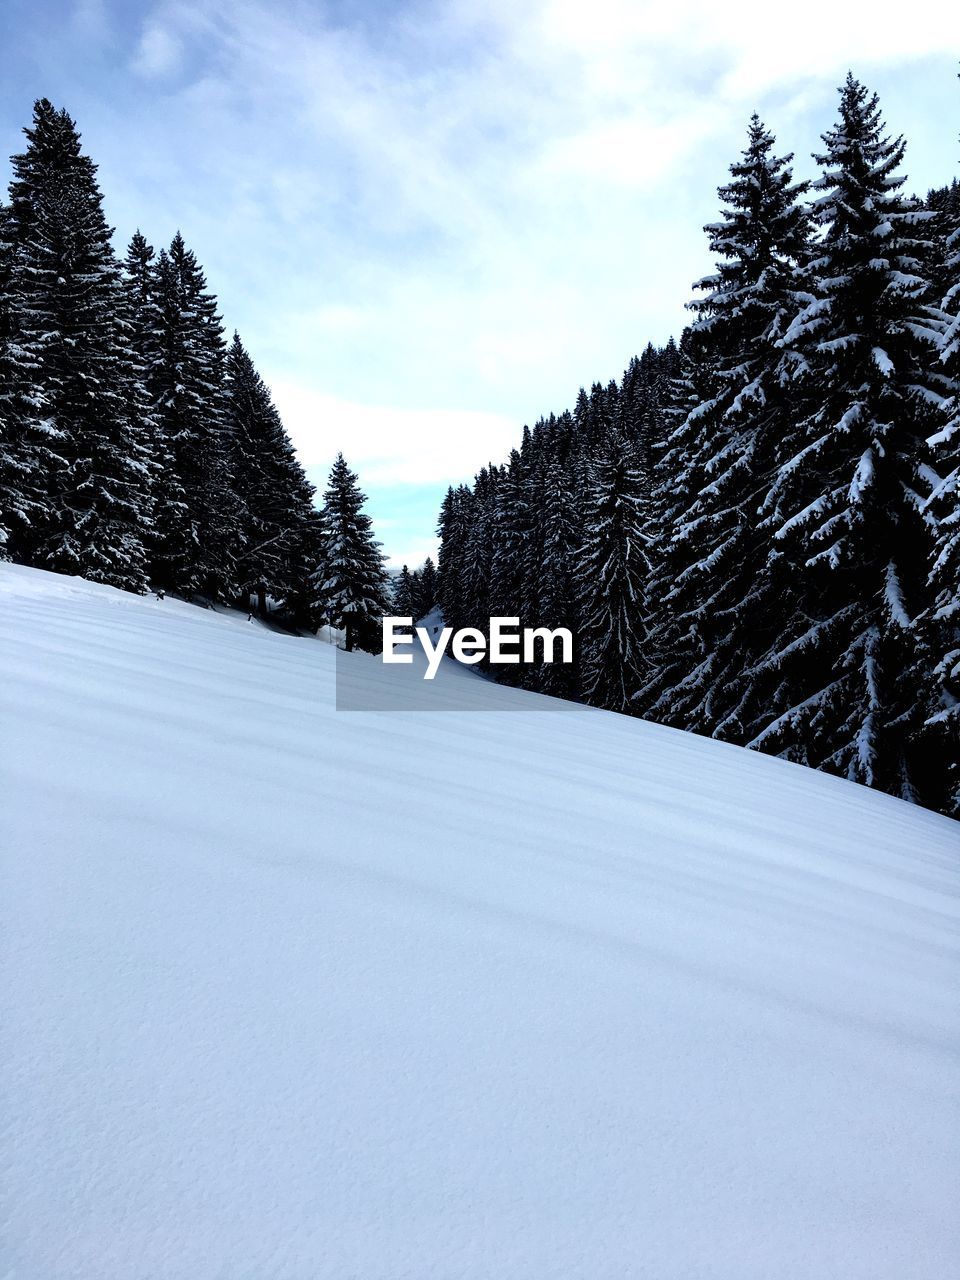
[1,562,958,1280]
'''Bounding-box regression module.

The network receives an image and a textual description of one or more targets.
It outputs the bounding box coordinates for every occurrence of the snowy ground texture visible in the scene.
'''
[1,562,958,1280]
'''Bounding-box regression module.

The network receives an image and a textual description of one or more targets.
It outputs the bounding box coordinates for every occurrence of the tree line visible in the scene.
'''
[0,99,392,651]
[436,75,959,819]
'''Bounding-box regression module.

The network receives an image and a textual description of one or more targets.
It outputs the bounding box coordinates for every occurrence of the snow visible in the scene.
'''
[871,345,894,376]
[1,561,958,1280]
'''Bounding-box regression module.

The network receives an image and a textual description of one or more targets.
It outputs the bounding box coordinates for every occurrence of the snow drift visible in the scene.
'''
[1,562,957,1279]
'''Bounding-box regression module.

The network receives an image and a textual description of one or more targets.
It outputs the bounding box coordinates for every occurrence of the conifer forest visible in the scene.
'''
[1,79,958,817]
[438,77,960,820]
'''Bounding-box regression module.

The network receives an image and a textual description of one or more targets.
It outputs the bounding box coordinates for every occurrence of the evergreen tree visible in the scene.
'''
[458,467,497,637]
[577,431,649,712]
[0,196,50,557]
[430,73,959,817]
[312,453,390,652]
[225,333,315,615]
[391,564,416,622]
[407,567,423,618]
[2,100,152,590]
[637,327,719,723]
[437,484,472,630]
[119,230,169,554]
[415,556,439,617]
[925,168,960,814]
[755,76,941,801]
[489,449,532,683]
[279,503,327,629]
[122,238,186,586]
[150,234,240,599]
[535,460,580,697]
[640,117,811,740]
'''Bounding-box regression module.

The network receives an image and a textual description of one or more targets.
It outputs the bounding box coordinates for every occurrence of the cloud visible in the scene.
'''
[271,381,520,487]
[10,0,956,562]
[132,23,184,79]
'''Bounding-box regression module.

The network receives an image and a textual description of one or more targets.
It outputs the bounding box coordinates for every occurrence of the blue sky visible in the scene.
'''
[2,1,958,565]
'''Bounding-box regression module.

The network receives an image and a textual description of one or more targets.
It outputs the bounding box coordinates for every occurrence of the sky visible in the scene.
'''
[1,1,958,565]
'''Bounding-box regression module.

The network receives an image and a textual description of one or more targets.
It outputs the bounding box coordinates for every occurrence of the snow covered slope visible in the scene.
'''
[1,562,957,1280]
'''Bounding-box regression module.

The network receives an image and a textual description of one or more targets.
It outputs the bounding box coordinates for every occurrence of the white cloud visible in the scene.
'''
[4,0,949,564]
[39,0,958,551]
[132,23,184,79]
[270,381,520,486]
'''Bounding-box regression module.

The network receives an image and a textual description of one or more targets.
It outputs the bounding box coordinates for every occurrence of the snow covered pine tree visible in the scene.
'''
[225,333,316,617]
[754,76,943,804]
[149,234,242,601]
[577,430,649,712]
[925,170,960,814]
[1,100,153,591]
[311,452,390,652]
[639,116,811,742]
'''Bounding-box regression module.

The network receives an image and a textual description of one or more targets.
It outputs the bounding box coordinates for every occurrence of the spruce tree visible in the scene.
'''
[407,567,423,619]
[640,118,811,740]
[225,333,315,615]
[0,196,49,557]
[925,171,960,814]
[415,556,439,617]
[577,431,649,712]
[458,467,497,637]
[150,234,240,599]
[391,564,416,622]
[2,100,152,590]
[489,449,532,683]
[535,460,580,697]
[637,326,720,724]
[755,76,941,801]
[312,453,390,652]
[437,485,472,630]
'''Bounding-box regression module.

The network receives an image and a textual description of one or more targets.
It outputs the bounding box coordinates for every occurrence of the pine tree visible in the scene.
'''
[2,100,152,590]
[577,431,649,712]
[279,503,327,629]
[150,234,241,599]
[925,167,960,814]
[535,460,580,697]
[407,567,423,618]
[225,333,315,615]
[312,453,390,652]
[458,467,497,637]
[640,117,812,740]
[391,564,416,623]
[437,484,472,630]
[0,196,50,557]
[754,76,942,801]
[415,556,439,617]
[489,449,532,683]
[637,326,720,724]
